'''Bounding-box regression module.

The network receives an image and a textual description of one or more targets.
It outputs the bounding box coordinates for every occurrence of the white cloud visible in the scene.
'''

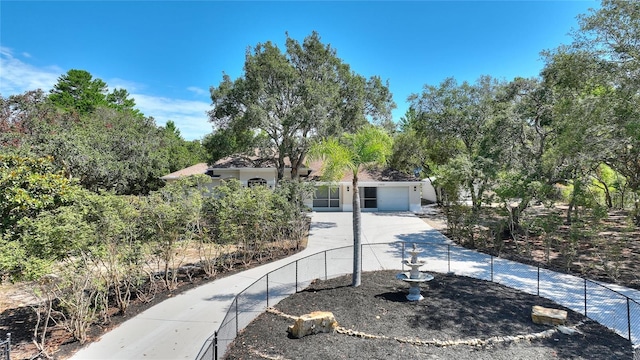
[0,47,62,95]
[187,86,208,96]
[107,77,145,93]
[133,94,212,141]
[0,47,213,141]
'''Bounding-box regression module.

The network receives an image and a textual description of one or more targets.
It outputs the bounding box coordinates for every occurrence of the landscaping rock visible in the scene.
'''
[531,305,567,325]
[557,325,581,335]
[287,311,338,339]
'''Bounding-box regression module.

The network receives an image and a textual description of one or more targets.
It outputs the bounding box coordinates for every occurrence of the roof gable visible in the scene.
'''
[160,157,416,183]
[307,160,419,182]
[160,163,209,180]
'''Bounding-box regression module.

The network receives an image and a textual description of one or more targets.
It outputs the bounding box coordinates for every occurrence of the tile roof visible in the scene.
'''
[160,163,209,180]
[160,158,417,183]
[307,160,419,182]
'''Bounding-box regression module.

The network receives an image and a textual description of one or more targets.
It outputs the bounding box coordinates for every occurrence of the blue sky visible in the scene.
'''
[1,1,598,140]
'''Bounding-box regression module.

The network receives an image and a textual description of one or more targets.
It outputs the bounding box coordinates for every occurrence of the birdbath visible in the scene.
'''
[396,243,434,301]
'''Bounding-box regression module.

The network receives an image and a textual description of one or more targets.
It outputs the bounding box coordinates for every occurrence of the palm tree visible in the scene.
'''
[308,126,393,287]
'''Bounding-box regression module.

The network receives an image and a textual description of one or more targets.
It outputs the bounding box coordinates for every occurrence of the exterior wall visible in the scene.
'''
[409,184,422,212]
[341,183,353,212]
[421,179,438,203]
[238,169,278,189]
[210,167,307,188]
[164,165,422,213]
[212,168,280,188]
[312,181,422,213]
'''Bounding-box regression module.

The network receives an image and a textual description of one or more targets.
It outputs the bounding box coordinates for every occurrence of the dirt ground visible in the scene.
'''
[224,270,632,360]
[419,204,640,291]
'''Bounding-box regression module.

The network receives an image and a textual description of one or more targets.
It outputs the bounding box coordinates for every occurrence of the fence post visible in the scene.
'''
[447,244,451,274]
[266,273,270,308]
[628,297,632,342]
[295,260,299,293]
[490,255,494,282]
[324,251,328,280]
[584,278,588,317]
[537,266,540,296]
[213,331,218,360]
[235,298,239,336]
[402,242,405,271]
[1,333,9,360]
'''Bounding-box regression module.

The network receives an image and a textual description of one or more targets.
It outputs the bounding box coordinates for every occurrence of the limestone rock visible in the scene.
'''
[288,311,338,339]
[557,325,581,335]
[531,305,567,326]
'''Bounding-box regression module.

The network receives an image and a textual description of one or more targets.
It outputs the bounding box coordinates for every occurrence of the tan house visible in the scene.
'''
[161,156,422,213]
[305,161,422,212]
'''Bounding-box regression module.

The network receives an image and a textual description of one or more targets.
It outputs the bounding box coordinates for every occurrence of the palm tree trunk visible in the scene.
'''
[352,176,361,287]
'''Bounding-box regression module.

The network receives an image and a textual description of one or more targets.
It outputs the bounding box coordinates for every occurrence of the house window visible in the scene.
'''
[313,186,340,208]
[362,187,377,208]
[248,178,267,187]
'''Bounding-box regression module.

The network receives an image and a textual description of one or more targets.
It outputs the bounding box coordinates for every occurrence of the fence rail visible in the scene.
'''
[195,242,640,360]
[0,333,10,360]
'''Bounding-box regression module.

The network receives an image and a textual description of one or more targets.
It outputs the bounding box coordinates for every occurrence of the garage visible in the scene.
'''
[377,187,409,211]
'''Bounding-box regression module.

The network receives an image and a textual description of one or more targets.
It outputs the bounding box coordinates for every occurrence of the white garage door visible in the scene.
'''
[377,187,409,211]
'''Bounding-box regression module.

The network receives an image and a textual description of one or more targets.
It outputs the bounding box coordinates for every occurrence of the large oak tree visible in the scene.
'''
[208,32,395,181]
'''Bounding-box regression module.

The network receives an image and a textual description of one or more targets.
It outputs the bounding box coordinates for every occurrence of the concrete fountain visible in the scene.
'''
[396,243,434,301]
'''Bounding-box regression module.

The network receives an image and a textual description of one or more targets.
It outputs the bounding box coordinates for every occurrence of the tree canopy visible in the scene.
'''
[1,70,206,195]
[49,69,138,115]
[208,31,395,180]
[394,0,640,229]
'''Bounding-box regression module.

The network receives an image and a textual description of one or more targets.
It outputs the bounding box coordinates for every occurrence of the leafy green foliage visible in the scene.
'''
[202,126,256,164]
[3,69,207,196]
[208,32,395,180]
[162,120,207,173]
[407,76,504,210]
[46,106,170,194]
[49,69,109,114]
[204,179,309,265]
[141,177,208,290]
[544,0,640,224]
[0,89,76,149]
[0,90,183,195]
[48,69,138,115]
[309,126,393,182]
[0,155,82,235]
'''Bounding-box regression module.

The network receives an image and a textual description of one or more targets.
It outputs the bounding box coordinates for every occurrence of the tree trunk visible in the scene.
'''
[352,176,361,287]
[276,157,285,182]
[289,150,307,181]
[566,200,574,225]
[510,196,531,233]
[634,194,640,226]
[604,185,613,209]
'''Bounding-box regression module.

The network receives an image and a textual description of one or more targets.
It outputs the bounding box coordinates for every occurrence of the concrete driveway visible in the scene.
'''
[70,212,436,360]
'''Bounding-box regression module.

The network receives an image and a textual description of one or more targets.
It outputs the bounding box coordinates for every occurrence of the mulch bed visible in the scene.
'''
[224,270,632,360]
